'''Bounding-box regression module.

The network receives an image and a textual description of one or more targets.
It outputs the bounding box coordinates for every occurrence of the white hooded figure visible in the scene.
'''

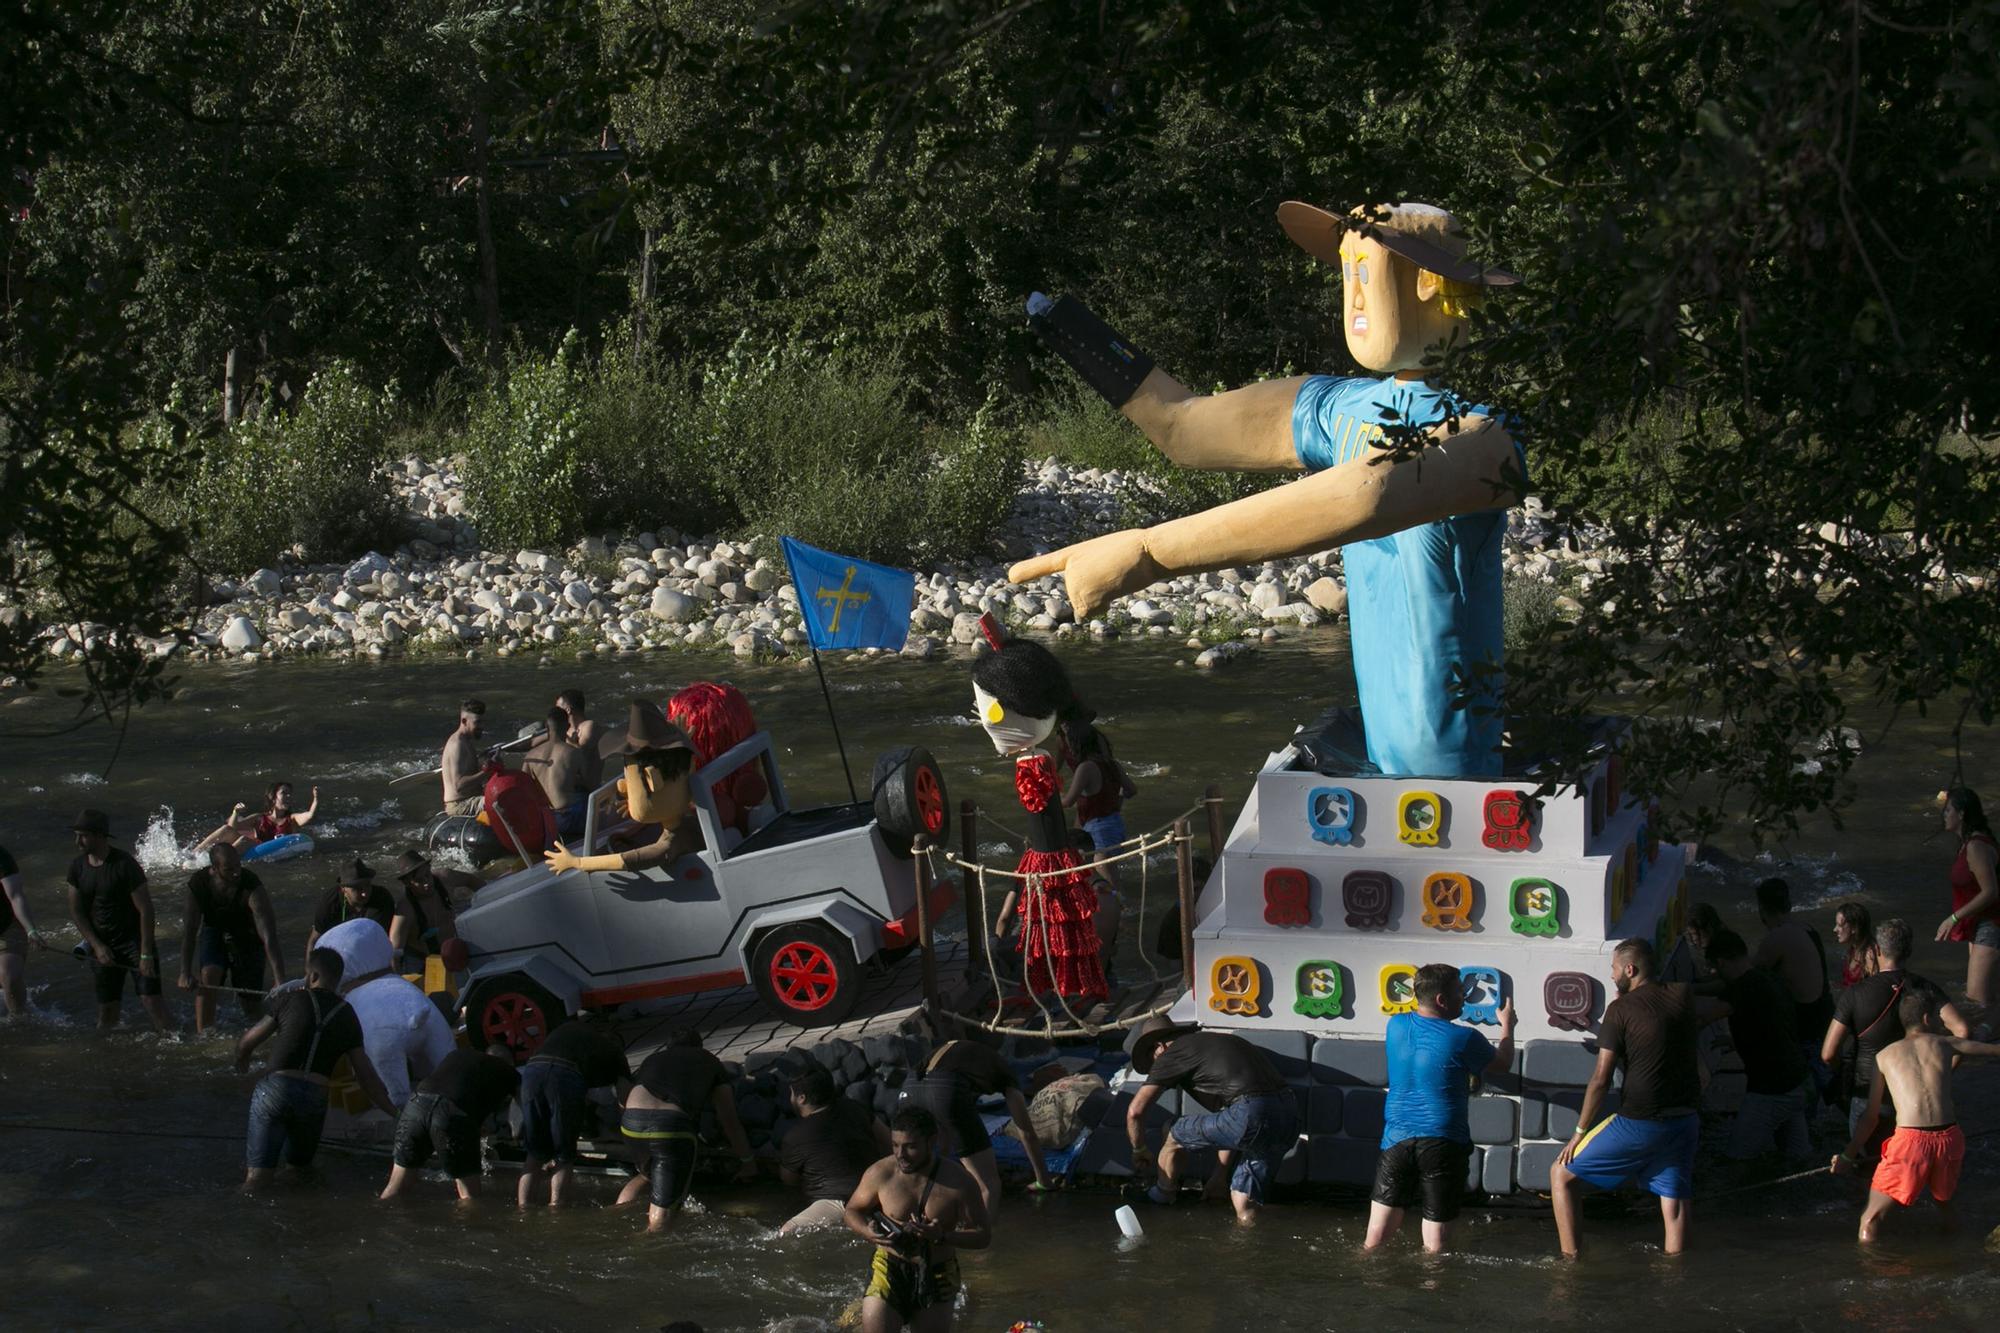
[315,918,456,1109]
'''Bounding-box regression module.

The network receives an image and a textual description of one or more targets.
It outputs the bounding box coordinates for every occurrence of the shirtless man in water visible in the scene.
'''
[441,699,486,816]
[1833,988,2000,1241]
[844,1106,991,1333]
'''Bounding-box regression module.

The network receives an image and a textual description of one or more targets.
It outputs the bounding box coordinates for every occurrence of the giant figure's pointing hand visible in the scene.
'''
[1018,202,1525,778]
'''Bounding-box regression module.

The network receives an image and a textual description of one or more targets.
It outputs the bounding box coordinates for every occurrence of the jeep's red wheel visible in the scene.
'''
[751,923,862,1028]
[870,745,951,858]
[465,973,566,1061]
[914,764,945,835]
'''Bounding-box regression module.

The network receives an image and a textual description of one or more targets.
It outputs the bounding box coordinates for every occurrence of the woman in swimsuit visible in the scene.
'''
[1833,900,1876,988]
[197,780,320,852]
[1935,787,1999,1014]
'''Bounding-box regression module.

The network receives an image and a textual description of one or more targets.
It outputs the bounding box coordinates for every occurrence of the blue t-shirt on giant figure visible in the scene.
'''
[1018,199,1525,779]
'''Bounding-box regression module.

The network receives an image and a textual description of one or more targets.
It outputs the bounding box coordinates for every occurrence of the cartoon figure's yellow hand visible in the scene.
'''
[544,846,580,874]
[1007,528,1164,622]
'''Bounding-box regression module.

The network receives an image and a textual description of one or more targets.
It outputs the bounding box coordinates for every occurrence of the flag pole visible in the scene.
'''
[808,640,860,803]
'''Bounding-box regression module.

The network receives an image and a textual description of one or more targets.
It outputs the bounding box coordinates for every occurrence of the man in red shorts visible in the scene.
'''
[1833,987,2000,1241]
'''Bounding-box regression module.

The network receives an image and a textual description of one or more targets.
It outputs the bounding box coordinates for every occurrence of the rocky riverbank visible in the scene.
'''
[46,457,1596,671]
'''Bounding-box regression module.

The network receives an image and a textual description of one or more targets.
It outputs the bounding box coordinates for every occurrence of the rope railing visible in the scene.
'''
[922,796,1216,1040]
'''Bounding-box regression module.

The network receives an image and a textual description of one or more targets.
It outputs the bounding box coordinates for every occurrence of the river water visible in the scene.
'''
[0,638,1994,1330]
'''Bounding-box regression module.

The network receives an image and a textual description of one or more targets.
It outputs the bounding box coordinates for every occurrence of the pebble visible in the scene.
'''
[118,454,1622,668]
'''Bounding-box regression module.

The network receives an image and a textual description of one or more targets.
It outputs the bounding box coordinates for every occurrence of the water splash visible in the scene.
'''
[132,807,201,873]
[316,798,403,838]
[1736,849,1866,912]
[61,772,107,788]
[912,714,978,728]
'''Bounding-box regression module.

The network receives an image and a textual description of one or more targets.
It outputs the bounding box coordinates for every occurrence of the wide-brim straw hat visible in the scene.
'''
[624,699,694,756]
[1277,200,1520,287]
[1126,1014,1201,1075]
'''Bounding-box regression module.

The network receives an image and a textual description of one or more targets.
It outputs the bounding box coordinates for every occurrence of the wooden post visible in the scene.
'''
[914,837,941,1021]
[958,797,979,915]
[223,346,240,427]
[1174,817,1196,994]
[1203,782,1226,862]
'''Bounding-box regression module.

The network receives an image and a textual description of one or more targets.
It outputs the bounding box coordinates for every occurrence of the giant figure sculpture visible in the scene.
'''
[1019,202,1523,777]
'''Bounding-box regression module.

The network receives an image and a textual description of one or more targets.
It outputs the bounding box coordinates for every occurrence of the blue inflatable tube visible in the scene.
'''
[243,833,314,864]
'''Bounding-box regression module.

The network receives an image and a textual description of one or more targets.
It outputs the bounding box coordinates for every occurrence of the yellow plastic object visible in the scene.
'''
[1420,872,1475,931]
[402,953,459,1002]
[326,1055,372,1116]
[1209,955,1263,1017]
[1379,963,1418,1015]
[1397,791,1444,846]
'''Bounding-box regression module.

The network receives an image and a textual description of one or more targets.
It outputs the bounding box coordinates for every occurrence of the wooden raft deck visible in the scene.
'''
[615,940,1186,1067]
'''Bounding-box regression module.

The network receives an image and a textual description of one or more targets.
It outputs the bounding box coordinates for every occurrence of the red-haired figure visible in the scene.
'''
[970,616,1108,1003]
[668,681,769,835]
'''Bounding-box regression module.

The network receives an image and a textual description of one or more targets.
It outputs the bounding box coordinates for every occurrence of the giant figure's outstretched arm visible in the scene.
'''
[1119,368,1309,473]
[1022,292,1520,617]
[1009,413,1520,618]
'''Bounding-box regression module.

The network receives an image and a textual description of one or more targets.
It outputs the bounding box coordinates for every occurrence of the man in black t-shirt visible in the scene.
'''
[779,1065,892,1234]
[899,1038,1056,1217]
[305,859,403,954]
[1821,917,1969,1141]
[64,809,170,1031]
[517,1018,636,1208]
[178,842,284,1032]
[235,947,393,1190]
[383,1043,522,1202]
[1125,1018,1299,1223]
[615,1028,757,1233]
[1554,938,1701,1258]
[1700,929,1811,1163]
[1,842,50,1018]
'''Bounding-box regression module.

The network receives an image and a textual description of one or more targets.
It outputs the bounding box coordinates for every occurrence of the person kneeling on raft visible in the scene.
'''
[615,1027,756,1234]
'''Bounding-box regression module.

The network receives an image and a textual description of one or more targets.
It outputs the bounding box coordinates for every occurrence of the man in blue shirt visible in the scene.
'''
[1020,201,1523,777]
[1366,963,1516,1253]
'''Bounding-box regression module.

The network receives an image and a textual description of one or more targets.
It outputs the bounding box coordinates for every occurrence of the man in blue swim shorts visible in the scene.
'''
[1553,938,1702,1256]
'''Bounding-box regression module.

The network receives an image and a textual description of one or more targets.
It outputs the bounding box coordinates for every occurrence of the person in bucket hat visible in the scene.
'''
[306,856,401,954]
[65,809,171,1031]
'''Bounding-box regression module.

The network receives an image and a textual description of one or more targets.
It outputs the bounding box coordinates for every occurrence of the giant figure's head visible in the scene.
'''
[1277,201,1519,373]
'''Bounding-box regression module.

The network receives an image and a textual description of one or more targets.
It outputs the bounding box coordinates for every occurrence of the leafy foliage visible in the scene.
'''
[168,362,403,572]
[6,0,1999,835]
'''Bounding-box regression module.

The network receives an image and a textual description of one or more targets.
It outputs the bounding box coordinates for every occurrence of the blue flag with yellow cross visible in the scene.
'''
[780,537,915,652]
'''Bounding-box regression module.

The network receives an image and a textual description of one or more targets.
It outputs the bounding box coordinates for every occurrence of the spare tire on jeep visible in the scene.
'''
[871,745,949,858]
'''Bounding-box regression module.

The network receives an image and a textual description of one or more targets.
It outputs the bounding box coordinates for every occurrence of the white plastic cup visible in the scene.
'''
[1114,1204,1144,1239]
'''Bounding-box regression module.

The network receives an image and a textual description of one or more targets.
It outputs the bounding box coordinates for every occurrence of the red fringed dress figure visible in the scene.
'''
[970,615,1108,1003]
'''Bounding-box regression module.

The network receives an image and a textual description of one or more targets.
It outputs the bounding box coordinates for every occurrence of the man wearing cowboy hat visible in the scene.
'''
[1020,201,1523,777]
[387,849,472,972]
[306,857,403,955]
[1124,1015,1299,1223]
[65,809,171,1031]
[545,700,702,876]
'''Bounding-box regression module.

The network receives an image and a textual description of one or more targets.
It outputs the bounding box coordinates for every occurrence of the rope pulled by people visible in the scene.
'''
[62,944,278,998]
